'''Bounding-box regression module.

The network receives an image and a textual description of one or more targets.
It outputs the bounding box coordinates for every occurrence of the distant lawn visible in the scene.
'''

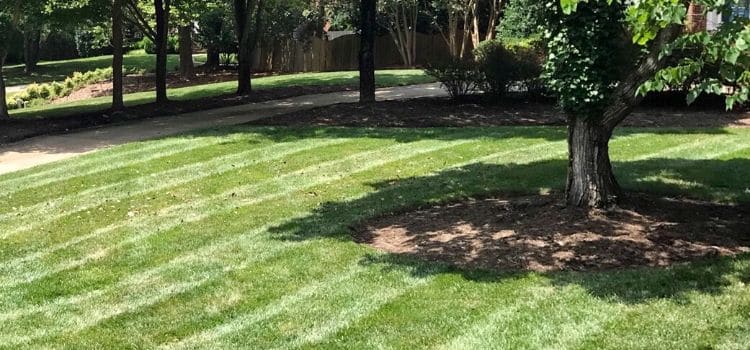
[9,70,435,119]
[0,126,748,348]
[3,53,207,87]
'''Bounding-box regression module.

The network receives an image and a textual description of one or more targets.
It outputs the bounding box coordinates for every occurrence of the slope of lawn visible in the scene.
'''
[0,126,748,349]
[3,53,207,87]
[8,70,434,119]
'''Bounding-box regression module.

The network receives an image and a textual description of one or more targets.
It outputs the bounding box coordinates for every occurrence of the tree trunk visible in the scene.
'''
[112,0,125,110]
[154,0,170,103]
[0,50,9,120]
[565,116,620,208]
[234,0,263,95]
[23,29,40,74]
[178,24,195,79]
[359,0,376,103]
[206,45,220,70]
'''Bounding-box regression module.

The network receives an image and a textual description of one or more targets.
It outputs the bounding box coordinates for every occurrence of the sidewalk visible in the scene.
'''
[0,83,445,175]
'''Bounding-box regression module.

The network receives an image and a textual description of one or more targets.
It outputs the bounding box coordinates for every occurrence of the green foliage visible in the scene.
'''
[497,0,546,41]
[6,68,113,111]
[542,0,630,117]
[425,59,485,99]
[138,36,180,55]
[640,16,750,109]
[195,6,237,54]
[474,37,546,96]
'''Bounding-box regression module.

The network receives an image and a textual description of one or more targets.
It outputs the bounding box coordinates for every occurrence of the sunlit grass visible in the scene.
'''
[0,126,748,349]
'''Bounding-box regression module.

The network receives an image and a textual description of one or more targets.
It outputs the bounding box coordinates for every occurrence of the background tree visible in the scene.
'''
[113,0,124,110]
[544,0,749,208]
[379,0,419,67]
[233,0,265,95]
[195,5,236,70]
[497,0,543,41]
[0,13,17,120]
[360,0,377,103]
[123,0,170,103]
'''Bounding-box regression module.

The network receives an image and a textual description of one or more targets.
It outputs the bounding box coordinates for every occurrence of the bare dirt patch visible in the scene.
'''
[354,194,750,272]
[253,97,750,128]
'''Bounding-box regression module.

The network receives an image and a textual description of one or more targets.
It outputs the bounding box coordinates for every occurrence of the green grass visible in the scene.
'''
[8,70,434,119]
[0,126,748,349]
[3,53,207,87]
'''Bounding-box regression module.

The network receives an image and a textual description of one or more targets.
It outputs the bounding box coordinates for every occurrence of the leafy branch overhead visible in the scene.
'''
[558,0,750,109]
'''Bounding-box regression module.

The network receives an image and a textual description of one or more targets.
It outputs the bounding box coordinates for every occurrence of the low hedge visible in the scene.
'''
[6,68,113,111]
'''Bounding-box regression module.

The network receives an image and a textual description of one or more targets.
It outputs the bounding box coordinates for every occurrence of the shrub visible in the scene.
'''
[139,36,179,54]
[497,0,545,42]
[51,82,65,96]
[25,84,42,100]
[38,84,52,99]
[425,59,485,100]
[474,37,545,97]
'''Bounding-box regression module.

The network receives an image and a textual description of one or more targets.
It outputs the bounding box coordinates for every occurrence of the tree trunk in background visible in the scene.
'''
[23,29,40,74]
[112,0,125,110]
[206,45,220,70]
[154,0,170,103]
[0,50,9,120]
[234,0,264,95]
[565,117,620,208]
[359,0,376,103]
[178,24,195,79]
[686,2,707,33]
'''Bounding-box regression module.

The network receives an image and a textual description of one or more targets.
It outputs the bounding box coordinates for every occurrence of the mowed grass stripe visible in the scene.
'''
[1,137,496,344]
[0,137,352,238]
[0,137,482,307]
[0,134,236,194]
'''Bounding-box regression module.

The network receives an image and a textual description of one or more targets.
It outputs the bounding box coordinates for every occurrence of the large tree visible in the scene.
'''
[544,0,750,208]
[360,0,377,103]
[233,0,265,95]
[112,0,125,110]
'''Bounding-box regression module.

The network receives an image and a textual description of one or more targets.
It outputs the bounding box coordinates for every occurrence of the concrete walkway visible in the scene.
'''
[0,83,446,175]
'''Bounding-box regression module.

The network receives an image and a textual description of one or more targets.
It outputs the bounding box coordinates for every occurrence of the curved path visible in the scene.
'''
[0,83,445,175]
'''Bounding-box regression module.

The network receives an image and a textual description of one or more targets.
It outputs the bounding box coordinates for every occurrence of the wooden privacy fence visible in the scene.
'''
[251,33,461,73]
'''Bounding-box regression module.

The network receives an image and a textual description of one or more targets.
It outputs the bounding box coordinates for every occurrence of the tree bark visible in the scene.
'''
[112,0,125,111]
[178,24,195,79]
[359,0,376,103]
[234,0,263,95]
[23,28,40,74]
[206,45,220,70]
[565,116,620,208]
[0,50,9,120]
[154,0,170,103]
[565,25,684,209]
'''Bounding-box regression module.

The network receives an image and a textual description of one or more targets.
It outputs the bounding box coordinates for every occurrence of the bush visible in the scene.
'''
[8,68,113,111]
[138,36,179,54]
[474,38,545,97]
[40,31,79,61]
[497,0,545,42]
[425,59,485,100]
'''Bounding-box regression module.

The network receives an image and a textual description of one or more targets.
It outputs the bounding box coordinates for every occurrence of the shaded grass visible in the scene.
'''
[8,70,434,119]
[4,54,207,87]
[0,126,748,349]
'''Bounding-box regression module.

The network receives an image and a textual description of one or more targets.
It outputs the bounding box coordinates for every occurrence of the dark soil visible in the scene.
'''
[0,84,357,145]
[251,96,750,128]
[354,194,750,272]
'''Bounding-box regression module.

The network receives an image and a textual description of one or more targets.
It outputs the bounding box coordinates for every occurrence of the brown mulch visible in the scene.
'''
[251,97,750,128]
[354,194,750,272]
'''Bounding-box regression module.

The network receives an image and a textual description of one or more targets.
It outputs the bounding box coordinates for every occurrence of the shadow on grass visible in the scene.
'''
[266,157,750,304]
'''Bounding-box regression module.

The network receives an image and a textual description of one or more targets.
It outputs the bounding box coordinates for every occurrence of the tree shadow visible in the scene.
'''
[266,158,750,304]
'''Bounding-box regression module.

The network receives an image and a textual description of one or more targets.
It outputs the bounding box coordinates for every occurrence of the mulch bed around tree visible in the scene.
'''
[250,96,750,128]
[353,194,750,272]
[0,84,358,145]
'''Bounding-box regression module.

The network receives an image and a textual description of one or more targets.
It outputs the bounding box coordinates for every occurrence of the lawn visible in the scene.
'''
[0,126,748,349]
[3,53,207,87]
[8,70,434,119]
